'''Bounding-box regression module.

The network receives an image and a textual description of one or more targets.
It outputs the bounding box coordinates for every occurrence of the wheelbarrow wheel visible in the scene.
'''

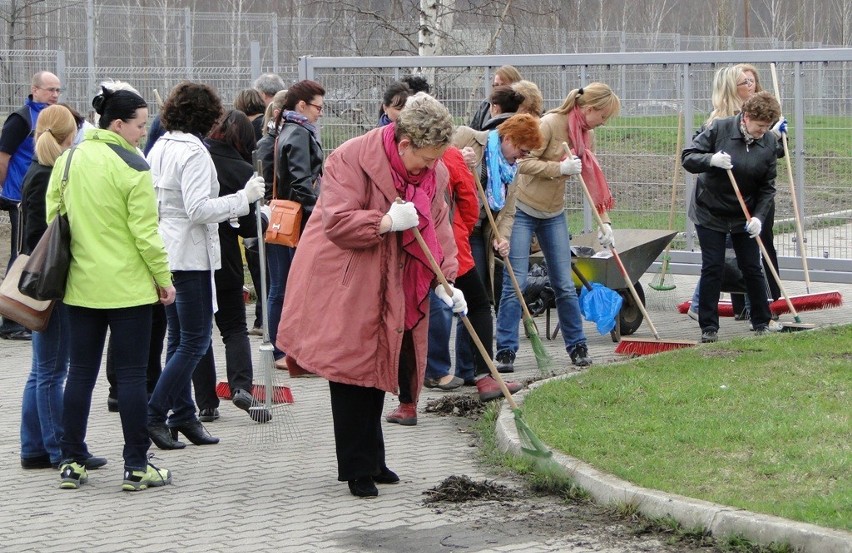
[617,281,645,336]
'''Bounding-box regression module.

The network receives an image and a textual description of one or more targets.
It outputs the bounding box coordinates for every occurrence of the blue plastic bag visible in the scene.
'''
[579,282,623,335]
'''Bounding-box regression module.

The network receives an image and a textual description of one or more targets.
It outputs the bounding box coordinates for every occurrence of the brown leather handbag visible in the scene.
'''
[264,137,303,247]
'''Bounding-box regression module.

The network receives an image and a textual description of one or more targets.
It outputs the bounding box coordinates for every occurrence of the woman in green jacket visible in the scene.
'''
[46,86,176,492]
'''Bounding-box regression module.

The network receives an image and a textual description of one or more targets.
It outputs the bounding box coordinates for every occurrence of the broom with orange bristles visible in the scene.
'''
[564,143,695,356]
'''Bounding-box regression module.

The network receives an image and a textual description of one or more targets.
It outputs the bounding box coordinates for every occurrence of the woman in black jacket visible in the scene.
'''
[267,80,325,372]
[192,110,269,422]
[682,91,782,343]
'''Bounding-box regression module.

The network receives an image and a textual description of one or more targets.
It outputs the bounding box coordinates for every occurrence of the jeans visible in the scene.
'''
[695,225,771,332]
[149,270,213,427]
[20,303,69,464]
[496,209,586,354]
[425,292,453,380]
[63,304,152,470]
[106,302,166,398]
[192,285,254,409]
[267,243,294,360]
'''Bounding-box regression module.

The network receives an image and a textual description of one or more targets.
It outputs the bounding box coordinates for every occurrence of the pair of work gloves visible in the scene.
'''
[708,152,763,239]
[386,202,468,316]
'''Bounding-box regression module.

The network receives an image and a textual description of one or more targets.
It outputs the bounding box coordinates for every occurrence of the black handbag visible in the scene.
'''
[18,146,76,301]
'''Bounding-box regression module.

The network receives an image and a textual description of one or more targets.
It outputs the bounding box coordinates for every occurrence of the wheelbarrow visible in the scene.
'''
[542,229,677,341]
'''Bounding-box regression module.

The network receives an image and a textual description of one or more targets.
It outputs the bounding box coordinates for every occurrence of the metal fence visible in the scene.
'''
[300,49,852,283]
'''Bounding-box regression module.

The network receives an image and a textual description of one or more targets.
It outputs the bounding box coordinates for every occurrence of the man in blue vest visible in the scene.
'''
[0,71,61,340]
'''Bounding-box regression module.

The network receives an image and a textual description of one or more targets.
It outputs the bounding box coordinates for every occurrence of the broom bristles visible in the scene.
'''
[524,317,552,373]
[614,337,696,356]
[677,291,843,317]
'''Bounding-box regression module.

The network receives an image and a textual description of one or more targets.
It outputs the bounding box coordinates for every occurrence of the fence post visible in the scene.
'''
[56,50,66,88]
[683,62,696,251]
[793,61,806,251]
[184,7,192,79]
[250,41,260,82]
[86,0,95,95]
[272,17,279,74]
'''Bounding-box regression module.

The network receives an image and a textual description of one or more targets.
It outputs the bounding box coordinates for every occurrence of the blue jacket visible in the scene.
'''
[1,97,50,203]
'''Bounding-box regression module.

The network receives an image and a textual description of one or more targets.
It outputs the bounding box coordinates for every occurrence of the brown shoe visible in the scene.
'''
[385,403,417,426]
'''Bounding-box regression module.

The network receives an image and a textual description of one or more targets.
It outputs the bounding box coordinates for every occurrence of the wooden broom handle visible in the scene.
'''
[563,143,662,340]
[769,63,811,291]
[397,199,520,408]
[724,169,800,319]
[472,176,536,323]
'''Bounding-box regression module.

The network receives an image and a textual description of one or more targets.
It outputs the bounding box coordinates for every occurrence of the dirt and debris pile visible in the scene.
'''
[424,395,485,418]
[423,475,515,504]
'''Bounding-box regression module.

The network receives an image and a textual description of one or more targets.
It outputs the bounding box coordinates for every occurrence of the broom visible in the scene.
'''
[769,64,843,309]
[472,177,551,373]
[649,111,683,300]
[407,218,552,459]
[725,169,815,330]
[564,144,695,356]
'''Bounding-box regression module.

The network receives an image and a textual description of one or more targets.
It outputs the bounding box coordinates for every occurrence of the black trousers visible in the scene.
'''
[107,302,167,398]
[192,285,255,410]
[328,380,387,482]
[396,331,418,404]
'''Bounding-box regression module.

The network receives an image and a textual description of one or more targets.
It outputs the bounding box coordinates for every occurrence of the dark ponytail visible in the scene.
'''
[93,86,147,129]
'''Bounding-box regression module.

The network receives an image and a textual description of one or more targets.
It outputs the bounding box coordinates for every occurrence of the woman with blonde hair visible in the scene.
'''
[495,82,620,371]
[470,65,523,130]
[19,105,106,471]
[277,93,462,497]
[512,80,544,117]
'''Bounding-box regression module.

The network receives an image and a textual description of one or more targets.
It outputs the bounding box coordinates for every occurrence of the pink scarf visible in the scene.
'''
[382,124,443,330]
[568,108,614,213]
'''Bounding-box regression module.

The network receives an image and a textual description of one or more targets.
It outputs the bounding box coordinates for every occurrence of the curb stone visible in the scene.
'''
[495,374,852,553]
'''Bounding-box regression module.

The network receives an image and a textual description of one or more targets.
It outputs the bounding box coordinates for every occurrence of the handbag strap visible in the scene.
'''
[58,145,78,212]
[271,135,279,200]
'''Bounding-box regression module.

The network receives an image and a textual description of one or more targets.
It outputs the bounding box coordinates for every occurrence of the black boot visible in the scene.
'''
[170,419,219,445]
[148,422,186,450]
[347,477,378,498]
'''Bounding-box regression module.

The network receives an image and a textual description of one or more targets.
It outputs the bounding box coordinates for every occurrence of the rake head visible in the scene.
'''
[524,317,553,374]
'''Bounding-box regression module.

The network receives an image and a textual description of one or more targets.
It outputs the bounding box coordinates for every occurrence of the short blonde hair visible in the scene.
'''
[495,65,522,85]
[512,80,543,118]
[34,105,76,167]
[395,92,454,149]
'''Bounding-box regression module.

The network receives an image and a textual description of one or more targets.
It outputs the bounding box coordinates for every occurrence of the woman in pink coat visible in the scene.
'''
[278,93,462,498]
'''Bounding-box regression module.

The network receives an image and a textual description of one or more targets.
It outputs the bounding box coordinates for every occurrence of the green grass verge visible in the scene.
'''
[520,325,852,532]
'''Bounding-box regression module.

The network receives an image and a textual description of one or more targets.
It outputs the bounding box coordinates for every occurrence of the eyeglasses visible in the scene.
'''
[737,78,755,87]
[307,102,324,113]
[37,86,63,94]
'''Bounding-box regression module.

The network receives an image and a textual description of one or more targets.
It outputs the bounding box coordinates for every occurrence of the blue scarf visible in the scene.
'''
[282,110,319,140]
[483,130,516,211]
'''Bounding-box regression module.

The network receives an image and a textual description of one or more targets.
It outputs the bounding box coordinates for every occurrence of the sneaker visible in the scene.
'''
[21,454,56,470]
[84,455,108,470]
[734,308,751,321]
[249,326,264,336]
[198,408,220,422]
[701,330,718,343]
[476,375,523,402]
[385,403,417,426]
[424,375,464,390]
[495,350,515,373]
[569,343,592,367]
[122,462,172,491]
[751,319,783,332]
[59,461,88,489]
[687,307,699,321]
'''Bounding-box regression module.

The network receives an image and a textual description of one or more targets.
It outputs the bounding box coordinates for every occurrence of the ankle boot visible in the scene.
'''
[148,422,186,450]
[170,419,220,445]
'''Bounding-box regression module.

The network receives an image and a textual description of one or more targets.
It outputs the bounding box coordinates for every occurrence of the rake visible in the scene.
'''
[408,220,551,459]
[564,143,695,356]
[649,112,683,309]
[471,177,551,374]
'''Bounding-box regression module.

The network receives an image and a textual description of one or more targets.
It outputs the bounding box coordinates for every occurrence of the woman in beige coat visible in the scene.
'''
[495,83,620,371]
[278,93,461,498]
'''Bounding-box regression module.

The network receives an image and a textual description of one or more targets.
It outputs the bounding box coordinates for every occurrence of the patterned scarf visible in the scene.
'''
[739,117,756,146]
[382,124,443,330]
[567,107,614,213]
[282,110,320,140]
[483,130,516,211]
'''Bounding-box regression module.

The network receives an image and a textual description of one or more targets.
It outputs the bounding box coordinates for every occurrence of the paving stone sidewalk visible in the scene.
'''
[1,274,849,552]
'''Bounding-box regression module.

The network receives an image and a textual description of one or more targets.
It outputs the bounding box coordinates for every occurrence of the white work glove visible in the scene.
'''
[435,284,467,316]
[559,155,583,176]
[243,175,265,203]
[597,222,615,248]
[710,151,733,170]
[771,116,788,138]
[461,146,478,169]
[745,217,762,239]
[386,201,419,232]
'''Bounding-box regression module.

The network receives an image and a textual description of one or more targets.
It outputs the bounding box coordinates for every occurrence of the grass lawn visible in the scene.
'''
[521,324,852,532]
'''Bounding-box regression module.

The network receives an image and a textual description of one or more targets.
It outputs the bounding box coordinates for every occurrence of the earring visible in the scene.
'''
[398,150,404,156]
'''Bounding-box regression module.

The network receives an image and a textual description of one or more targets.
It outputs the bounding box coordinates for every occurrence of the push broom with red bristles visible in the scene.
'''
[676,291,842,318]
[564,144,695,356]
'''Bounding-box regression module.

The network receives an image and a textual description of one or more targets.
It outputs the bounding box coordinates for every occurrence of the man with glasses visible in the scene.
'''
[0,71,61,340]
